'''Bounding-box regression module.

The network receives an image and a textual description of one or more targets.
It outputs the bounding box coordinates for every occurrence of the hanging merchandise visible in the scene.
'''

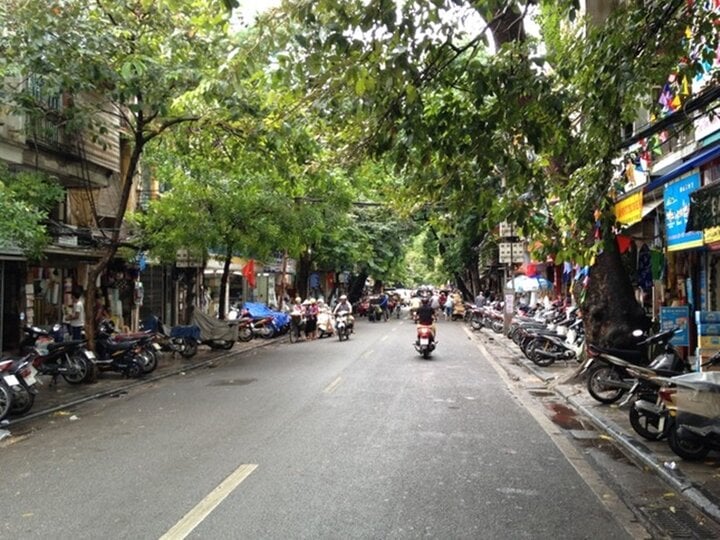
[638,244,653,292]
[134,281,144,306]
[616,235,633,254]
[651,250,665,281]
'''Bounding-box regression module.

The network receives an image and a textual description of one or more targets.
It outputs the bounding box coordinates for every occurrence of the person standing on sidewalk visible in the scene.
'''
[66,287,85,340]
[305,298,319,340]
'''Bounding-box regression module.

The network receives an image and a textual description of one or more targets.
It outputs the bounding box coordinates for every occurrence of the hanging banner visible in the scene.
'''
[614,191,643,225]
[665,172,703,251]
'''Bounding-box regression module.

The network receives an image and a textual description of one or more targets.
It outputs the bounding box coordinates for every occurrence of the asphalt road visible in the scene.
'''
[1,315,634,539]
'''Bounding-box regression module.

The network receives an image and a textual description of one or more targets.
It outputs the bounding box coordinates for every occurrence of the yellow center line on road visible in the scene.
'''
[324,376,343,393]
[159,463,258,540]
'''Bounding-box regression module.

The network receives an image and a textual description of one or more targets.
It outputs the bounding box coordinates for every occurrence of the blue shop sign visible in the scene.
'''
[660,305,690,346]
[664,172,703,251]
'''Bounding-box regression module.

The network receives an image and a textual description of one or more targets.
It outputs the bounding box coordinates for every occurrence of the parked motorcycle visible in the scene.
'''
[141,316,199,359]
[624,349,698,441]
[414,324,436,359]
[21,325,93,385]
[583,327,679,404]
[102,320,160,374]
[657,370,720,461]
[191,310,238,350]
[94,320,145,378]
[525,316,584,367]
[0,354,39,418]
[317,310,334,339]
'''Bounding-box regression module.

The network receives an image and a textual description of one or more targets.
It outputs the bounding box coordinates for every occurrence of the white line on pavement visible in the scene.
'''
[324,376,343,393]
[159,463,258,540]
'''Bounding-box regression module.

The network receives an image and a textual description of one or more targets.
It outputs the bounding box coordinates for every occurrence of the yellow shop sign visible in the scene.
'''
[614,191,643,226]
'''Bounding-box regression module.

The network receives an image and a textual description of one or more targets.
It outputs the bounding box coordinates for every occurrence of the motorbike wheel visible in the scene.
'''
[668,424,710,461]
[125,360,143,379]
[62,355,90,385]
[587,364,625,404]
[138,349,158,373]
[220,340,235,350]
[422,348,431,359]
[180,339,198,358]
[527,339,556,367]
[628,401,666,441]
[491,320,504,334]
[338,329,344,341]
[470,317,483,331]
[259,326,275,339]
[0,382,12,421]
[238,326,253,342]
[10,386,35,416]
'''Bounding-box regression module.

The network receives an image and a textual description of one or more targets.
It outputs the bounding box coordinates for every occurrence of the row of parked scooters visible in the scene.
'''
[0,306,292,422]
[467,299,720,461]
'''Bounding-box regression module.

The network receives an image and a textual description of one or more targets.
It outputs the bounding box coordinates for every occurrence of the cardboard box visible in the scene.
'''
[697,324,720,336]
[696,311,720,324]
[699,336,720,349]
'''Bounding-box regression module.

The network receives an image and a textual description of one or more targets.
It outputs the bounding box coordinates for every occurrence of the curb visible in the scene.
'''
[4,336,284,427]
[470,327,720,524]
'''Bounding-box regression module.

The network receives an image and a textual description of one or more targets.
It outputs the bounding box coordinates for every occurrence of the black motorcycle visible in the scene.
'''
[141,316,199,359]
[20,325,93,385]
[582,327,680,404]
[94,321,145,378]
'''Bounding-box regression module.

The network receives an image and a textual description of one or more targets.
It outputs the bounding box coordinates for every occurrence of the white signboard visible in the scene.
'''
[499,242,524,264]
[176,249,203,268]
[499,222,515,237]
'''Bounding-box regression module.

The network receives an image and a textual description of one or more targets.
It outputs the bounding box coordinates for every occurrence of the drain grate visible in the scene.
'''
[639,506,720,539]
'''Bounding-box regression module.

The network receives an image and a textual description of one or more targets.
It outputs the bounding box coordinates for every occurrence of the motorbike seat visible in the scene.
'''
[47,339,87,351]
[588,344,642,363]
[103,339,137,351]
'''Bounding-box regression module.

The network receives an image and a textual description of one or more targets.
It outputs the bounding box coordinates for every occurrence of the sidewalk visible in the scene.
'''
[471,328,720,524]
[2,336,282,429]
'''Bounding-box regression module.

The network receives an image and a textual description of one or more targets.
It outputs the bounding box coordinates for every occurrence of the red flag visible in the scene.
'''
[242,259,256,288]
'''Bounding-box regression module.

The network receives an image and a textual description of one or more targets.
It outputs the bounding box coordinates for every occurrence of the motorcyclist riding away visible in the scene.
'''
[415,296,436,338]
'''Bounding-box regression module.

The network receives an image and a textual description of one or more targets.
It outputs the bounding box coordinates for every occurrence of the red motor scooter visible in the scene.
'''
[414,324,436,359]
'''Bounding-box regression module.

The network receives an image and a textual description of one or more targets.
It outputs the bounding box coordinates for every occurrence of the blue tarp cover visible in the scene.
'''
[170,325,201,340]
[242,302,290,331]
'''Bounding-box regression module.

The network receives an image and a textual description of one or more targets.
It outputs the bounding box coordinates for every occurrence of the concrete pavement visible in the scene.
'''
[6,323,720,527]
[1,336,282,428]
[470,327,720,525]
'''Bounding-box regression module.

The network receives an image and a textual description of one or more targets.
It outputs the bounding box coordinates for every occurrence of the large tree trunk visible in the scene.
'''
[218,245,232,320]
[296,251,311,300]
[348,272,368,304]
[581,231,651,349]
[84,137,144,351]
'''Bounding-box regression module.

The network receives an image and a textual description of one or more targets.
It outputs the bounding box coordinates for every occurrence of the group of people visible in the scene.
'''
[289,294,354,341]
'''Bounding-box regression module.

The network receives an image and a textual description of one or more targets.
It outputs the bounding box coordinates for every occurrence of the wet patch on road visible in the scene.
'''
[207,378,257,387]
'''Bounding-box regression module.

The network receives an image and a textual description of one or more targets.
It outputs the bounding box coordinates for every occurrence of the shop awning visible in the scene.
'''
[687,180,720,231]
[644,142,720,194]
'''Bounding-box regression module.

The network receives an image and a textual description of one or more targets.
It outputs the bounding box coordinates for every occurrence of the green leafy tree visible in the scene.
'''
[0,164,64,258]
[1,0,232,343]
[256,0,716,346]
